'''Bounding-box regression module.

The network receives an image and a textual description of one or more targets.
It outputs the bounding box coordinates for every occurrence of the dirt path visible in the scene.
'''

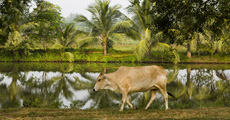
[1,107,230,120]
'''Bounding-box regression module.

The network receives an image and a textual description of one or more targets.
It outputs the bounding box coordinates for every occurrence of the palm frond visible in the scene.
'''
[108,20,132,35]
[109,33,126,42]
[134,39,148,61]
[77,36,99,48]
[156,42,170,51]
[172,50,180,64]
[156,42,180,64]
[74,15,97,29]
[169,80,186,98]
[194,86,209,101]
[153,31,163,41]
[64,52,74,62]
[167,69,179,83]
[124,28,141,40]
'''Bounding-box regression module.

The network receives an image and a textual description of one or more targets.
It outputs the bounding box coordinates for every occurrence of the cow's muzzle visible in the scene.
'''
[93,88,96,92]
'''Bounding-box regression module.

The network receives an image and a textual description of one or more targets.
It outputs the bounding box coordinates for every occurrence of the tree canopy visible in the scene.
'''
[0,0,229,62]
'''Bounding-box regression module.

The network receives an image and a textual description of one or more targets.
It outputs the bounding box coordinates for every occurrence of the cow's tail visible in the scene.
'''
[167,92,176,99]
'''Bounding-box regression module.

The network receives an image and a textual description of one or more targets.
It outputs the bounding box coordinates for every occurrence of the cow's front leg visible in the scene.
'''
[126,94,133,109]
[120,92,128,111]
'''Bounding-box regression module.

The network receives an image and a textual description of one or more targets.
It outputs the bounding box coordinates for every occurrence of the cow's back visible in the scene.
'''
[116,65,167,92]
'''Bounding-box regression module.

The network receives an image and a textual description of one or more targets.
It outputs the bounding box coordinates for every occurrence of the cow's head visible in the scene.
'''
[93,73,107,92]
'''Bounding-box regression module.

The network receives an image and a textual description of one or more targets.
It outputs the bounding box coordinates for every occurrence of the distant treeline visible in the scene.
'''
[0,0,229,63]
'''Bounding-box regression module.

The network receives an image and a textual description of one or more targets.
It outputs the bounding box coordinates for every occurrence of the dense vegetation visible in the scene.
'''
[0,0,229,63]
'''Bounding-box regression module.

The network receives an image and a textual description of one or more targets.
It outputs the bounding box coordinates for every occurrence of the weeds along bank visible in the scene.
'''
[1,48,230,63]
[0,49,137,63]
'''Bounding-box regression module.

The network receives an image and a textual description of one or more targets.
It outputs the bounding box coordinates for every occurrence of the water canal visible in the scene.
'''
[0,63,229,109]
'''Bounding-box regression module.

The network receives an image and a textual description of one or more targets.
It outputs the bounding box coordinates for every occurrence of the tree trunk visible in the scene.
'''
[103,67,107,73]
[103,42,107,56]
[187,41,191,58]
[43,40,47,51]
[211,42,214,58]
[211,36,214,58]
[146,45,151,56]
[103,36,107,56]
[186,66,192,100]
[196,33,201,56]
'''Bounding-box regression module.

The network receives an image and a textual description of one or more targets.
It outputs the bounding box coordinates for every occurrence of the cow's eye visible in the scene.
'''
[98,79,101,81]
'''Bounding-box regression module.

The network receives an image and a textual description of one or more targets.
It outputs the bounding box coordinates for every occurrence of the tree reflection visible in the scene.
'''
[50,64,76,101]
[167,67,230,109]
[70,70,122,109]
[0,63,230,109]
[213,70,230,106]
[20,72,63,108]
[0,67,24,108]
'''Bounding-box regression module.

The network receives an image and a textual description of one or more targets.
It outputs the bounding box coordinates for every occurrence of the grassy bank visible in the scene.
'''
[1,107,230,120]
[0,49,137,63]
[1,48,230,63]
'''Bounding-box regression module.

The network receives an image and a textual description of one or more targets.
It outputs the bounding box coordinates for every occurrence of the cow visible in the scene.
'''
[93,65,171,111]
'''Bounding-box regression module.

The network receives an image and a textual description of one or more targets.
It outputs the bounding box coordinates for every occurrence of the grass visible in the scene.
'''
[1,43,230,63]
[0,107,230,120]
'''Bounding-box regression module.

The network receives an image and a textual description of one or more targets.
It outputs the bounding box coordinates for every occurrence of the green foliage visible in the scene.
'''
[0,0,230,63]
[155,43,180,64]
[63,52,74,62]
[30,1,63,50]
[75,0,132,55]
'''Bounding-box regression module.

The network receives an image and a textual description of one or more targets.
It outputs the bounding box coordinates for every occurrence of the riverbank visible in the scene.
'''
[1,49,230,64]
[1,107,230,119]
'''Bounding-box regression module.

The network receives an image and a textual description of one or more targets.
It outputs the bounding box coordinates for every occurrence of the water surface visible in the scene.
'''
[0,63,229,109]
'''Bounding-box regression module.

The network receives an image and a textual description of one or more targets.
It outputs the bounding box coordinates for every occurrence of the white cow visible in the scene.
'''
[93,65,172,111]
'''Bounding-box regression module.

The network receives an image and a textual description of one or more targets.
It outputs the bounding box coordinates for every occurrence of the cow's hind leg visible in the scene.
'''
[120,92,128,111]
[145,90,157,110]
[159,87,168,110]
[126,94,133,109]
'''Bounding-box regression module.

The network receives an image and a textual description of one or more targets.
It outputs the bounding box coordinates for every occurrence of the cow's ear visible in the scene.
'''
[99,73,104,76]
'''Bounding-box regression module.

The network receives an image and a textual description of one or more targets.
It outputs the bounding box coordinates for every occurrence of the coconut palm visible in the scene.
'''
[126,0,157,61]
[127,0,180,63]
[75,0,132,56]
[55,23,87,62]
[56,23,87,55]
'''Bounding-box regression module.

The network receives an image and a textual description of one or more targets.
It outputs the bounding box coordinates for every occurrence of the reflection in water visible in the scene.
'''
[0,63,230,109]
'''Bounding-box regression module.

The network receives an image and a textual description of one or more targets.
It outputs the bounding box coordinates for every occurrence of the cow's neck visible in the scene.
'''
[104,74,120,92]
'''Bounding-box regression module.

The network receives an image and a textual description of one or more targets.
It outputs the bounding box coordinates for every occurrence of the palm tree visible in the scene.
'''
[75,0,132,56]
[126,0,156,61]
[127,0,180,63]
[56,23,87,61]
